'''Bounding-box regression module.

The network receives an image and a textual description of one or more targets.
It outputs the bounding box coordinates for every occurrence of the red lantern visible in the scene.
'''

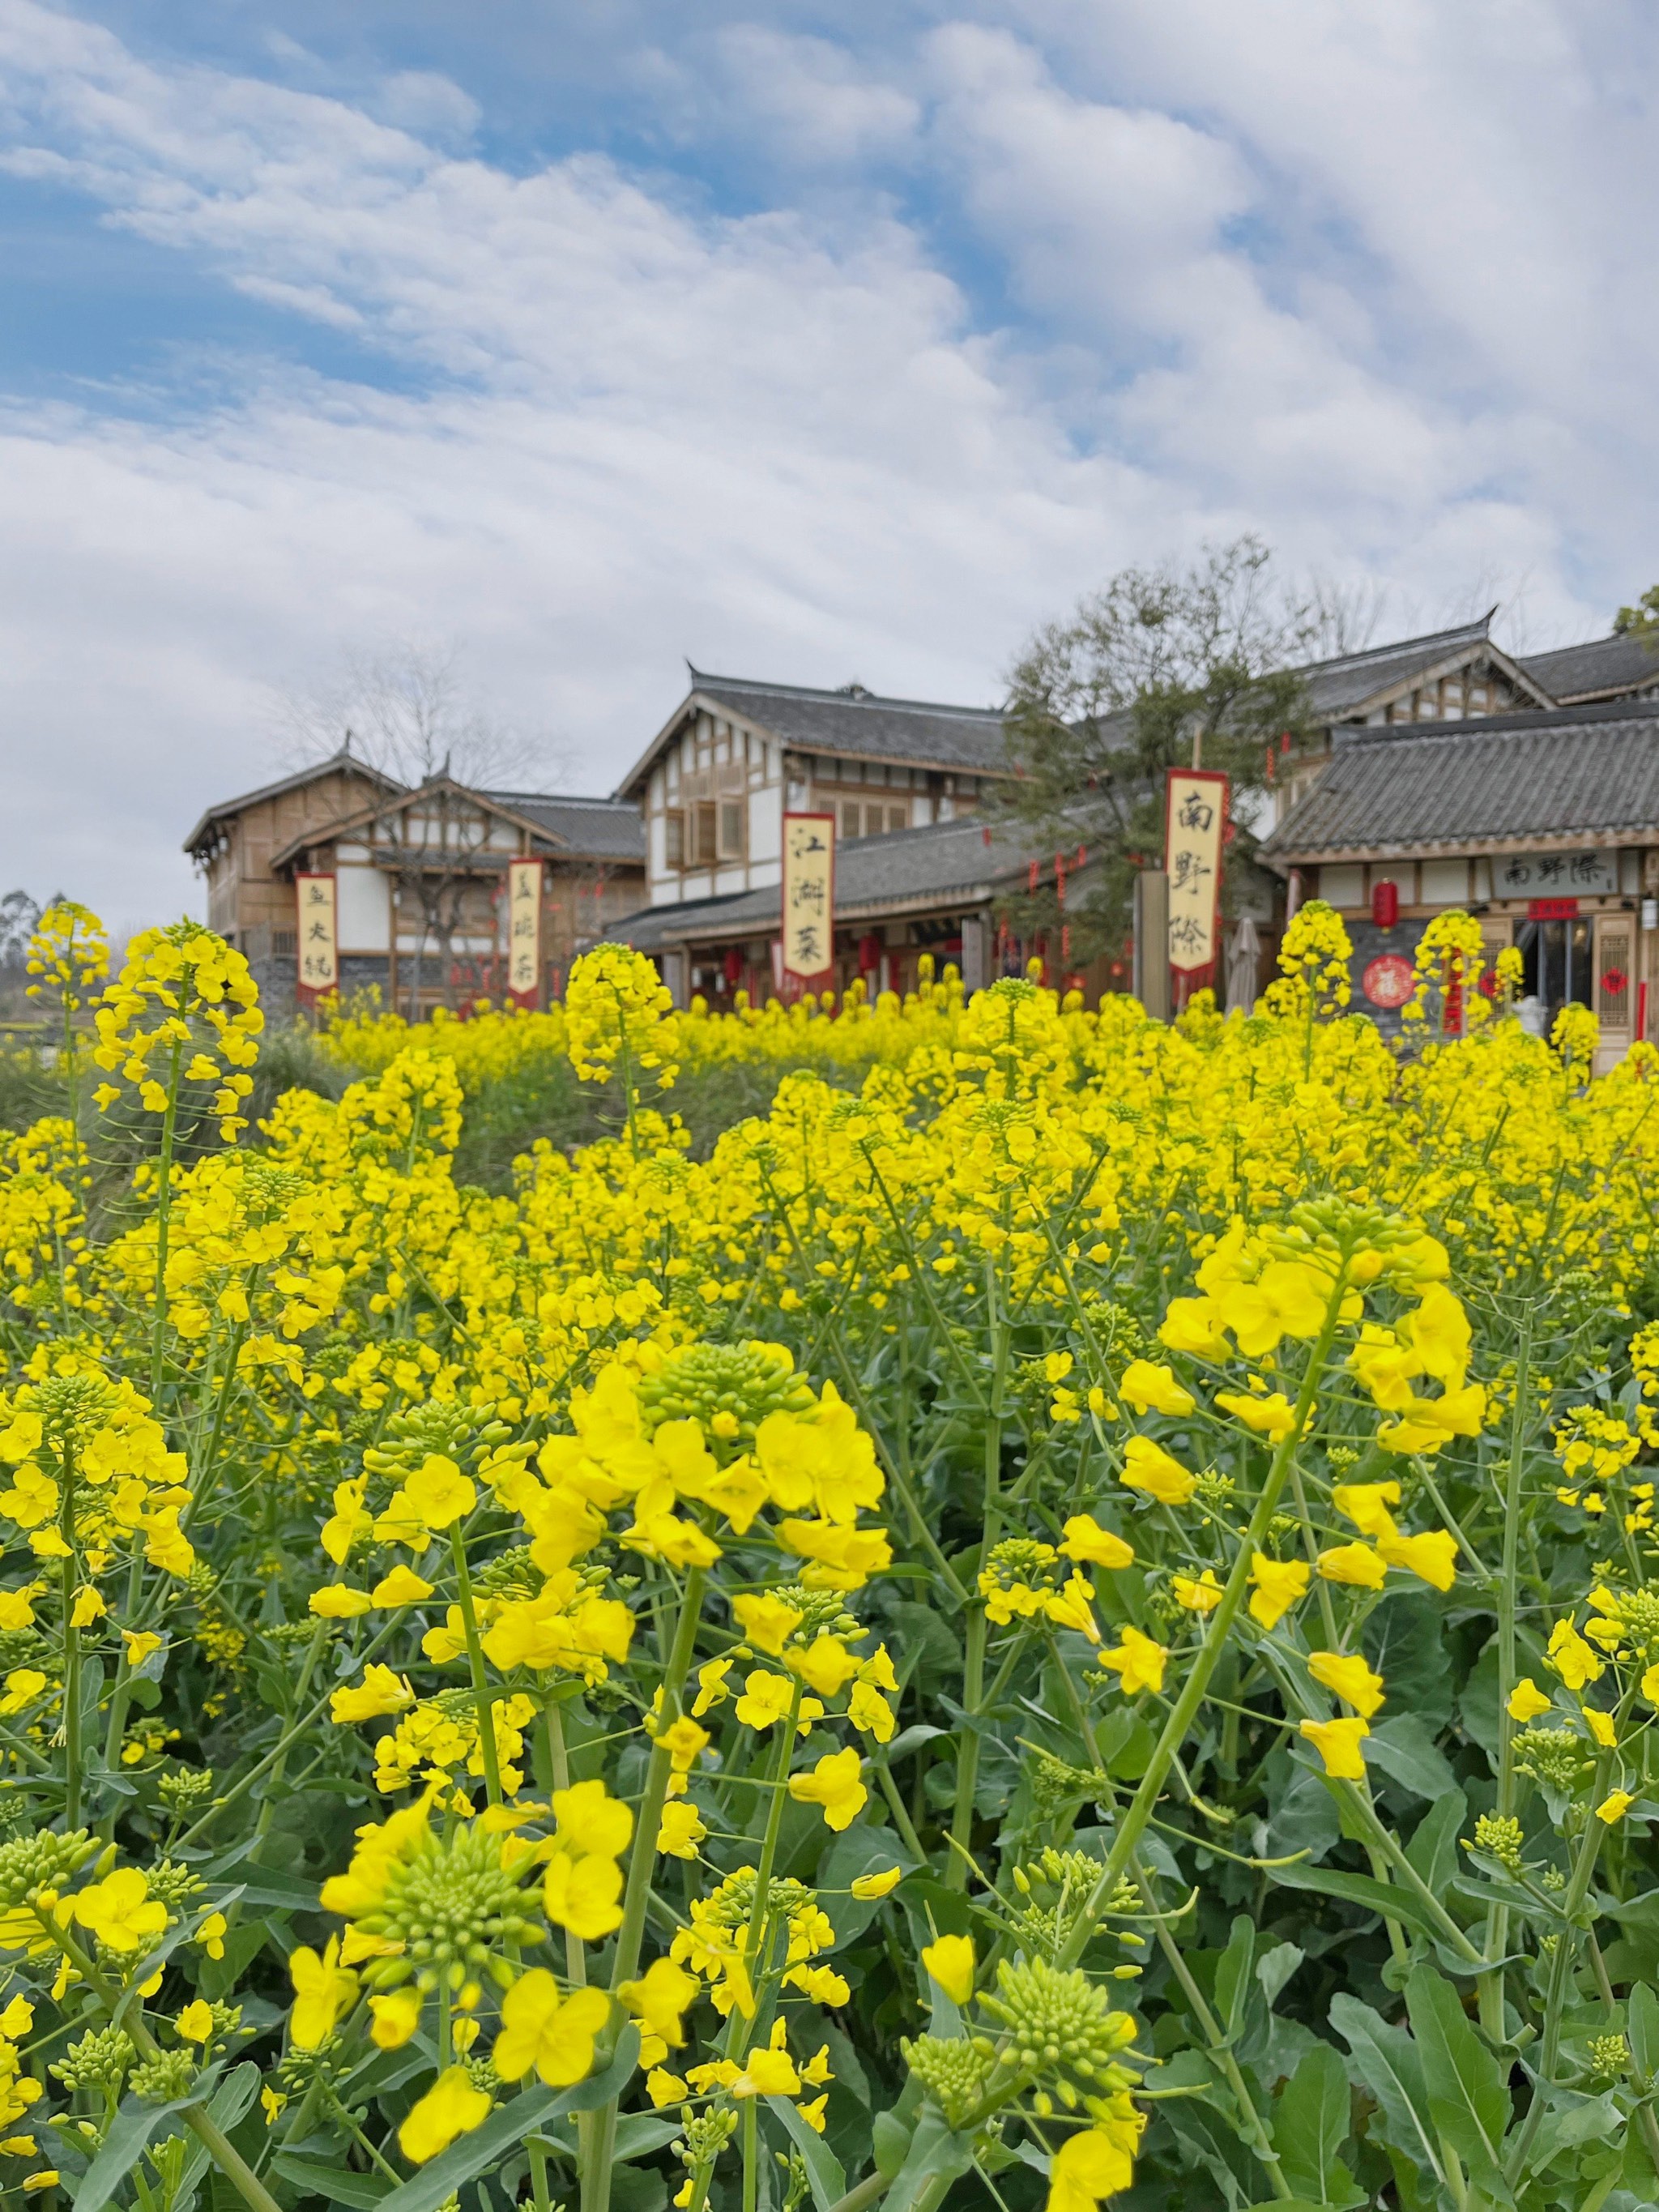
[857,933,882,973]
[723,947,742,987]
[1371,878,1398,930]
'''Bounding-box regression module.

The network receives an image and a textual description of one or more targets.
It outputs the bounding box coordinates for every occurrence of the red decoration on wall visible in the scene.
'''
[1371,879,1398,930]
[1602,967,1628,995]
[1529,896,1579,920]
[1362,953,1414,1009]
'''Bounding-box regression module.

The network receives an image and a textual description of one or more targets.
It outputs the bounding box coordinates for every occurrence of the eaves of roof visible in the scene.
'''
[614,672,1009,798]
[266,775,579,874]
[182,750,404,857]
[1260,699,1659,868]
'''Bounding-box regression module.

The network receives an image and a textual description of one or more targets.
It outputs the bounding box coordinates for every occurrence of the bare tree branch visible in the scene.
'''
[270,635,566,791]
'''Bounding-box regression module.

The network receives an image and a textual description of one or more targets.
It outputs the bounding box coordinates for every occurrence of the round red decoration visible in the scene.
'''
[1602,967,1627,995]
[1363,953,1415,1009]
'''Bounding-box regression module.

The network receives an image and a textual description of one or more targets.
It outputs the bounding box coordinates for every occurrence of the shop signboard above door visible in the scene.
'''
[1495,851,1618,899]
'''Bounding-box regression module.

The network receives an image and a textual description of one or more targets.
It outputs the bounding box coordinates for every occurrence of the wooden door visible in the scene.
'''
[1595,914,1636,1071]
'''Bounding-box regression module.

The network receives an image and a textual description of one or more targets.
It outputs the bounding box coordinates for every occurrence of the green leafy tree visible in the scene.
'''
[1613,583,1659,638]
[996,536,1333,967]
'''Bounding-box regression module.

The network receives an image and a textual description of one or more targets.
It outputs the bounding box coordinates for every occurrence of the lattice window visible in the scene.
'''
[1598,929,1632,1027]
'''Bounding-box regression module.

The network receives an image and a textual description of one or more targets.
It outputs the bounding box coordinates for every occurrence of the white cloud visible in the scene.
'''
[707,25,920,166]
[0,0,1651,930]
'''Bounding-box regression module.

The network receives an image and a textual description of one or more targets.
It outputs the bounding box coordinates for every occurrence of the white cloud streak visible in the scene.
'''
[0,0,1649,925]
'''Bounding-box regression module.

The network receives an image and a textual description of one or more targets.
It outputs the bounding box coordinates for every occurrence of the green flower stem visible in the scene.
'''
[245,1621,329,1871]
[449,1522,503,1804]
[820,2175,889,2212]
[1484,1308,1534,2039]
[1057,1269,1351,1971]
[57,1443,82,1829]
[1132,1866,1293,2199]
[39,1917,284,2212]
[149,1037,186,1403]
[544,1698,589,1987]
[946,1272,1009,1892]
[1328,1779,1484,1965]
[739,1688,802,2019]
[740,2091,760,2212]
[873,1757,928,1863]
[1504,1760,1612,2185]
[583,1565,707,2212]
[173,1615,406,1850]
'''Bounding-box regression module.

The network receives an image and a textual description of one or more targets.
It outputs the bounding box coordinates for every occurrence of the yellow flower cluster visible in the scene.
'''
[2,906,1658,2212]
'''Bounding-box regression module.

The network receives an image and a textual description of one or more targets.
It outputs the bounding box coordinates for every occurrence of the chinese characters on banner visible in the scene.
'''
[505,857,544,1008]
[1495,850,1618,899]
[781,813,835,988]
[295,873,337,1009]
[1164,770,1229,979]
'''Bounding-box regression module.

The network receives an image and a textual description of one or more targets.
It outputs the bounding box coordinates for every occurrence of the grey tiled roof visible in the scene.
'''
[1286,615,1526,720]
[183,749,404,856]
[1519,631,1659,703]
[620,672,1009,796]
[614,816,1043,950]
[484,792,645,862]
[1260,699,1659,862]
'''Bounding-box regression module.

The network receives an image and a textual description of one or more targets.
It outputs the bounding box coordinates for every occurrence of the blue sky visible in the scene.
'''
[2,0,1657,927]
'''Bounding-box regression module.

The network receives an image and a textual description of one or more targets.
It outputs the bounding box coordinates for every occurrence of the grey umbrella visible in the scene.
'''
[1226,913,1262,1014]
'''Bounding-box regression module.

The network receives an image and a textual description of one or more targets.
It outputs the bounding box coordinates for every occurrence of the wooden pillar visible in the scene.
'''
[1133,869,1170,1020]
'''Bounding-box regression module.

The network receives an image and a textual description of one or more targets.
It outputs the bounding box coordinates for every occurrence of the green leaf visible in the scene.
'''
[1256,1941,1304,2009]
[1269,1861,1449,1945]
[1364,1716,1457,1802]
[883,1724,947,1763]
[272,2157,394,2207]
[766,2095,847,2212]
[1272,2040,1353,2206]
[1363,1595,1456,1727]
[173,2064,264,2206]
[1328,1994,1444,2189]
[75,2091,197,2212]
[373,2029,640,2212]
[871,2110,913,2180]
[879,2108,973,2212]
[1402,1965,1511,2186]
[1213,1915,1257,2047]
[1631,1983,1659,2083]
[1405,1790,1466,1898]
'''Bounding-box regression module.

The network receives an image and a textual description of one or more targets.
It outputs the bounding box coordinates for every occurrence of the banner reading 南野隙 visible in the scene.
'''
[295,873,338,1008]
[1164,771,1230,975]
[506,857,544,1008]
[781,813,835,988]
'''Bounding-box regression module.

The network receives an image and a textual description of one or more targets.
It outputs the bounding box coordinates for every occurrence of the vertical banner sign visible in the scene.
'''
[782,813,836,989]
[506,857,544,1009]
[1164,770,1229,981]
[295,873,338,1009]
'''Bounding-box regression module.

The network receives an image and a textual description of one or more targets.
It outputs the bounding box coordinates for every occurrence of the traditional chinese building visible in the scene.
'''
[616,817,1101,1005]
[617,669,1012,910]
[1258,694,1659,1070]
[1265,613,1557,828]
[186,753,644,1014]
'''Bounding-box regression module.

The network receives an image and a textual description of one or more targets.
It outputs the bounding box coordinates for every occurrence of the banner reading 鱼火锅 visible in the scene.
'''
[295,873,338,1009]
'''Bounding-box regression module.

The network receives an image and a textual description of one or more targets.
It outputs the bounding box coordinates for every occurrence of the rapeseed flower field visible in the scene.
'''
[3,900,1659,2212]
